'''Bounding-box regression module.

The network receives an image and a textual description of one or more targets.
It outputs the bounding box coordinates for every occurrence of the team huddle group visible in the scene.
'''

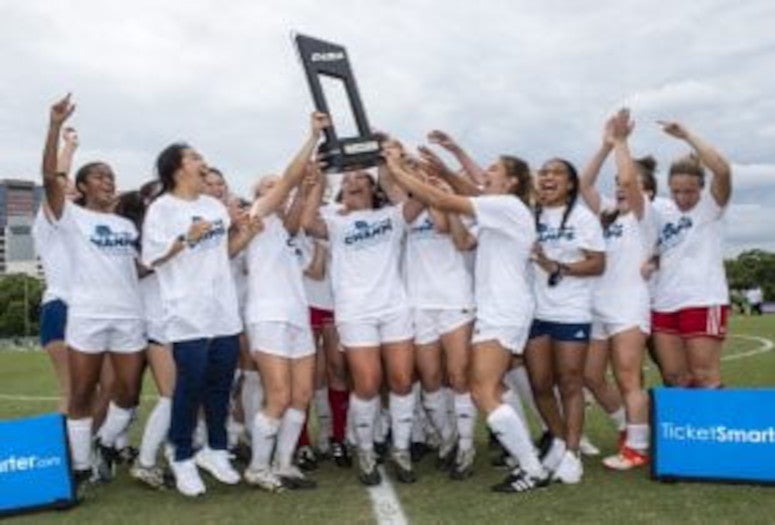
[34,94,732,498]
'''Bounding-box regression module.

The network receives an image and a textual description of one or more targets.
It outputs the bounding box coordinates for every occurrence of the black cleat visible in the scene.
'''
[331,440,352,468]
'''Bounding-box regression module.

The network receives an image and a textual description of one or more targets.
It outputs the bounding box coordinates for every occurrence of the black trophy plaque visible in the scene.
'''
[294,33,381,172]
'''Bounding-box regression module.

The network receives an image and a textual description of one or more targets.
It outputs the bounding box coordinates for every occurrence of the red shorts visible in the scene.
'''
[309,307,335,331]
[651,305,729,340]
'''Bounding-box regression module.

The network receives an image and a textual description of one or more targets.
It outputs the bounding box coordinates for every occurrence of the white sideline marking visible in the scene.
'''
[722,334,774,361]
[367,466,408,525]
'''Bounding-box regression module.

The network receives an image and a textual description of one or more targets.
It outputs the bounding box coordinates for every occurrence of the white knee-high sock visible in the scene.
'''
[114,406,136,450]
[423,389,454,441]
[410,383,427,443]
[609,407,627,432]
[389,391,415,451]
[97,402,133,447]
[345,393,357,446]
[351,395,379,451]
[274,408,306,469]
[454,392,477,452]
[626,424,649,451]
[501,388,527,425]
[250,411,280,470]
[374,405,390,443]
[138,397,171,468]
[508,366,545,428]
[241,371,262,437]
[487,404,543,477]
[67,417,93,472]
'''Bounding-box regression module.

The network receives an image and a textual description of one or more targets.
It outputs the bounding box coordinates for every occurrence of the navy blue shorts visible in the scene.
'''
[528,319,591,343]
[40,299,68,346]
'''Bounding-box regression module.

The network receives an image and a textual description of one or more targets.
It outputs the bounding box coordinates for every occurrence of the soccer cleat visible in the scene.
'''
[602,446,649,471]
[449,447,476,480]
[491,467,549,493]
[552,450,584,484]
[244,466,285,492]
[92,440,118,483]
[295,445,318,472]
[194,447,241,485]
[331,440,352,468]
[436,434,458,472]
[130,461,167,490]
[579,435,600,456]
[410,441,430,463]
[356,449,382,486]
[274,464,317,490]
[170,458,206,497]
[540,437,566,473]
[117,445,139,465]
[390,448,417,484]
[73,469,94,501]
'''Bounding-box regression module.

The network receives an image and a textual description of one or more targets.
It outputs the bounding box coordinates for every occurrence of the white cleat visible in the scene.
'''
[244,466,285,492]
[170,458,206,497]
[579,434,601,456]
[540,437,567,473]
[195,447,240,485]
[552,450,584,484]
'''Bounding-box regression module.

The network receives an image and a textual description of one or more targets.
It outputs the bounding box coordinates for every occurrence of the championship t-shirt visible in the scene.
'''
[471,195,536,327]
[142,193,241,341]
[404,210,474,310]
[57,202,142,319]
[533,204,606,323]
[652,191,729,311]
[32,207,71,304]
[324,204,409,322]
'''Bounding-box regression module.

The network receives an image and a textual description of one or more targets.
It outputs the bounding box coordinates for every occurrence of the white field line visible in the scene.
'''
[367,466,408,525]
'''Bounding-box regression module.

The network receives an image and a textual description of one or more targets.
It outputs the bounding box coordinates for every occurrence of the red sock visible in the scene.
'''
[297,421,311,447]
[328,387,349,442]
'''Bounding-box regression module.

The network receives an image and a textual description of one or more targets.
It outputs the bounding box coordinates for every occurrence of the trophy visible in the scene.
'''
[294,33,382,172]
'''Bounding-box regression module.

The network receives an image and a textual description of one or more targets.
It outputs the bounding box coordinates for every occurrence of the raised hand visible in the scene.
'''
[418,145,451,175]
[610,108,634,142]
[311,111,331,137]
[427,129,459,152]
[657,120,690,140]
[50,94,75,127]
[62,127,79,149]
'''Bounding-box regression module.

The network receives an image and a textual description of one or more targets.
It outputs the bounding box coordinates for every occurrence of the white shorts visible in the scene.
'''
[413,308,474,346]
[145,318,167,345]
[591,317,650,341]
[472,320,529,355]
[337,309,413,348]
[66,316,146,354]
[247,321,315,359]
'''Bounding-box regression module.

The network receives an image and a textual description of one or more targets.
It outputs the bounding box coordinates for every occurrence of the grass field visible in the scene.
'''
[1,315,774,524]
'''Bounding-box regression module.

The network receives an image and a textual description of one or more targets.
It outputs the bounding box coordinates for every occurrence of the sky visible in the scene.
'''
[1,0,773,255]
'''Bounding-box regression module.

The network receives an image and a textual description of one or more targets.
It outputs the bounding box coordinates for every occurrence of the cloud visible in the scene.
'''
[0,0,773,254]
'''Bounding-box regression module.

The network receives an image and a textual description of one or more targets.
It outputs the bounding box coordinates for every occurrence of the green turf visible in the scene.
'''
[1,315,774,524]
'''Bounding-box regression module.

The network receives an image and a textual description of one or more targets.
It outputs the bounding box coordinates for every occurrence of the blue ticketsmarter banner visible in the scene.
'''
[0,413,76,516]
[651,387,775,484]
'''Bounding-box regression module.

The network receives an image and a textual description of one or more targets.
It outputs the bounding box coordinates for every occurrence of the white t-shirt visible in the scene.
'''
[533,204,606,323]
[57,202,142,319]
[746,288,763,305]
[593,199,651,324]
[404,210,474,310]
[32,207,70,304]
[142,193,241,341]
[244,214,309,328]
[652,191,729,311]
[471,195,536,326]
[324,204,409,322]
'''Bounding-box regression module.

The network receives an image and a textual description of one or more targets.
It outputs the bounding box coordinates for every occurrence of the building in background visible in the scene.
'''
[0,179,43,277]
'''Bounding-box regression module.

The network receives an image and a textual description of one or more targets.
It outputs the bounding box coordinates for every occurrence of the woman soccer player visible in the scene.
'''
[384,144,549,493]
[42,95,146,485]
[650,121,733,388]
[528,155,606,484]
[578,109,652,469]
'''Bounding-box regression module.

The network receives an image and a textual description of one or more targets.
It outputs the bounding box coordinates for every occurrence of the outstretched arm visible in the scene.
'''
[250,112,330,219]
[428,129,486,186]
[609,109,644,219]
[300,167,329,240]
[659,120,732,207]
[384,147,474,217]
[42,94,76,219]
[579,118,613,215]
[57,127,79,177]
[418,146,481,196]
